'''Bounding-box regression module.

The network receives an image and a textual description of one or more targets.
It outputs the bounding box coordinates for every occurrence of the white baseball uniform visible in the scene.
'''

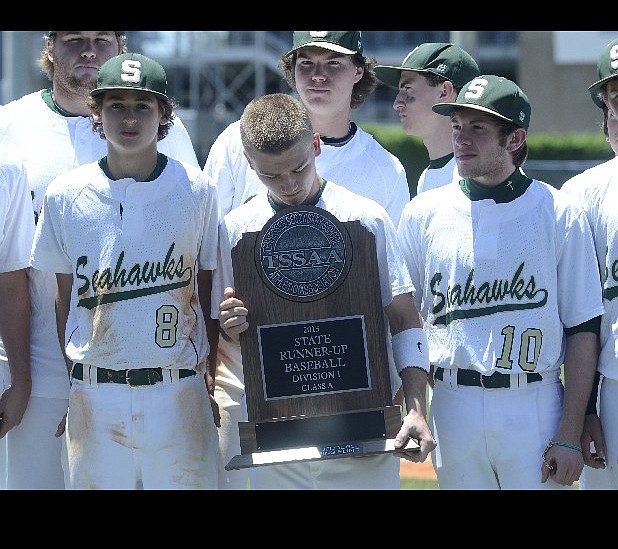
[415,153,461,410]
[31,156,219,489]
[0,161,34,490]
[398,172,604,489]
[415,153,460,195]
[212,180,412,489]
[562,156,618,489]
[0,89,200,489]
[204,119,410,489]
[0,161,33,273]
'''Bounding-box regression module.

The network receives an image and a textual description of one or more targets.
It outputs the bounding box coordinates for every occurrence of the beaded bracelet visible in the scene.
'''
[543,439,582,457]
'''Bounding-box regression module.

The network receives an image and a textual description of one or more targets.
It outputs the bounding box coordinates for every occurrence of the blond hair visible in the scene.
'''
[240,93,314,155]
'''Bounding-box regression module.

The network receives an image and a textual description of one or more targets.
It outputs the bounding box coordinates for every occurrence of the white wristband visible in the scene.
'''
[392,328,430,375]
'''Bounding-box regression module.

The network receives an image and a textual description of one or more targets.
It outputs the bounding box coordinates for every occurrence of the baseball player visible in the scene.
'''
[561,37,618,490]
[204,30,411,489]
[375,42,480,195]
[375,43,480,417]
[0,31,200,490]
[30,53,220,490]
[0,161,35,489]
[215,93,435,490]
[398,75,604,489]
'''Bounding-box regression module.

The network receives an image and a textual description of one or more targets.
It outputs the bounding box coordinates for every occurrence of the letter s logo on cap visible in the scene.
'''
[611,44,618,72]
[464,78,488,100]
[121,60,142,84]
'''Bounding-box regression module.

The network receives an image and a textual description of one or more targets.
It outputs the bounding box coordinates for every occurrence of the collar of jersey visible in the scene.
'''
[460,168,532,204]
[41,88,88,118]
[268,178,327,213]
[320,122,357,147]
[428,152,454,170]
[99,152,168,182]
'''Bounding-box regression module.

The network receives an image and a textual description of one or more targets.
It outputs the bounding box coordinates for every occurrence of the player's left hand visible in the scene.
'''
[393,409,436,463]
[541,441,584,486]
[581,414,606,469]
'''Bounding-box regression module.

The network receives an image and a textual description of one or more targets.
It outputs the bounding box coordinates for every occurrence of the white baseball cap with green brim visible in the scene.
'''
[285,31,363,57]
[432,75,531,131]
[90,53,170,104]
[588,38,618,108]
[375,42,480,89]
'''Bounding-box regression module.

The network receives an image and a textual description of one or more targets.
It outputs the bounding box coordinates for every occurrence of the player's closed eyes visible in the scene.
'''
[259,164,309,179]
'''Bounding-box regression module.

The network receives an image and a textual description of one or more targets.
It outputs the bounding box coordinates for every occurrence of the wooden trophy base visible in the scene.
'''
[225,206,417,471]
[225,405,419,470]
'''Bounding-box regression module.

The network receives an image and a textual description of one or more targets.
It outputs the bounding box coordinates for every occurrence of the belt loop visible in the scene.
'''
[88,365,98,386]
[78,364,90,384]
[161,369,180,384]
[444,368,457,389]
[77,364,96,386]
[161,369,171,385]
[510,372,525,390]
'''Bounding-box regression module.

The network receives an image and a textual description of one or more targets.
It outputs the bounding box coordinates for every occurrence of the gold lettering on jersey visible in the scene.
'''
[75,242,192,310]
[430,261,548,326]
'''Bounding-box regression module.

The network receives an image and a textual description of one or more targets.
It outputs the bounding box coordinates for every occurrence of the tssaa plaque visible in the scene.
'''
[225,205,415,470]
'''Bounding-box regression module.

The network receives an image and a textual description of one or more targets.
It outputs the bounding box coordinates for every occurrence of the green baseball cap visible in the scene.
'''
[375,42,480,89]
[588,38,618,108]
[285,31,363,57]
[432,75,531,130]
[90,53,169,103]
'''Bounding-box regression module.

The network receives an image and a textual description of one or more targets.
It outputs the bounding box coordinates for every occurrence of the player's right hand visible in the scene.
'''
[0,380,31,439]
[218,287,249,339]
[540,442,584,486]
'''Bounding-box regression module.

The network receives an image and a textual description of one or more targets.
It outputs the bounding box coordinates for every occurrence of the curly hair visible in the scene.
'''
[86,93,177,142]
[601,101,610,140]
[278,51,378,110]
[38,31,128,81]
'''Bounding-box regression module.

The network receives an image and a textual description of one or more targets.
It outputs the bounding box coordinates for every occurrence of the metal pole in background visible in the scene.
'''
[449,31,478,60]
[1,31,36,104]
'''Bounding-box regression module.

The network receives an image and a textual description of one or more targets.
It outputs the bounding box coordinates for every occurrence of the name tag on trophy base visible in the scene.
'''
[225,206,412,471]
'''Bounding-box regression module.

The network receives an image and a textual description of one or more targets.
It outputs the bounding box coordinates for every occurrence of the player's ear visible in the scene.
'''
[508,128,526,151]
[46,37,54,63]
[440,80,456,101]
[243,150,255,170]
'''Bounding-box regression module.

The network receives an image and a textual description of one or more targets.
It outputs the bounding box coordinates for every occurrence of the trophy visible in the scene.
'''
[225,205,418,470]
